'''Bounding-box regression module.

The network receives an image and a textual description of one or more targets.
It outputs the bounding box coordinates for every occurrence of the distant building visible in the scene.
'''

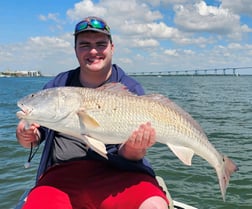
[0,70,42,77]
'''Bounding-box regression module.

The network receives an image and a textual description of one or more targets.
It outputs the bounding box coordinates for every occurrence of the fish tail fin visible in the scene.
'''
[217,155,238,201]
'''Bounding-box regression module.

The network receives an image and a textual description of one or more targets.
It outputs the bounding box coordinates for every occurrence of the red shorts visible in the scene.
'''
[23,160,169,209]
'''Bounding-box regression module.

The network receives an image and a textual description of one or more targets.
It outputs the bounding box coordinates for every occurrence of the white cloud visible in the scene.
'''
[132,39,159,47]
[174,1,241,34]
[39,13,60,22]
[66,0,164,36]
[164,49,179,56]
[0,48,13,63]
[29,36,71,49]
[66,0,107,21]
[143,0,189,7]
[241,24,252,33]
[221,0,252,16]
[183,49,195,55]
[100,0,163,22]
[38,13,64,32]
[118,57,132,64]
[121,22,176,38]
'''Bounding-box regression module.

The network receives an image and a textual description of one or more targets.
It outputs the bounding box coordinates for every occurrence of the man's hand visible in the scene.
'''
[118,122,156,160]
[16,120,41,148]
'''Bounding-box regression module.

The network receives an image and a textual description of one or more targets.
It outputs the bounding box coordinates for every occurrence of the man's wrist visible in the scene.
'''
[118,144,146,161]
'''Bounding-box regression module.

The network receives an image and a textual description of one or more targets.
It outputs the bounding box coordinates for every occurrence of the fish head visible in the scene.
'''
[16,87,80,125]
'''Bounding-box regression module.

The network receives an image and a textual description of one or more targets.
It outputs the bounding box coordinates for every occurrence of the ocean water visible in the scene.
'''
[0,75,251,209]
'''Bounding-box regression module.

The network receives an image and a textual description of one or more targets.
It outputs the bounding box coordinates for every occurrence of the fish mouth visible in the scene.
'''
[16,103,32,119]
[16,110,26,119]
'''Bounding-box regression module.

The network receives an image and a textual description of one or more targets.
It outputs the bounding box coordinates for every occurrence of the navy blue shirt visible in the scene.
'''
[36,64,155,182]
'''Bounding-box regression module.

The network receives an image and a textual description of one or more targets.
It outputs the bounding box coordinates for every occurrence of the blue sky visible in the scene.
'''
[1,0,252,75]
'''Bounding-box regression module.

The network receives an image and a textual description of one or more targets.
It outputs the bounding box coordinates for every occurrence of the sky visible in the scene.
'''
[1,0,252,75]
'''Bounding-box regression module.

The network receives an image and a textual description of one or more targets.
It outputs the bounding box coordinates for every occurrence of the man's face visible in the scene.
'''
[75,31,114,73]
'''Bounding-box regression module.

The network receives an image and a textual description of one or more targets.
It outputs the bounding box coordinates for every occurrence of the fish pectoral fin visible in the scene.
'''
[77,109,100,129]
[82,135,108,159]
[167,143,194,166]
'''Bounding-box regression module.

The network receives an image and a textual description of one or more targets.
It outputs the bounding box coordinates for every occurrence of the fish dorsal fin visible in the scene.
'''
[142,94,170,103]
[77,109,100,129]
[81,135,108,159]
[166,143,194,166]
[96,83,135,96]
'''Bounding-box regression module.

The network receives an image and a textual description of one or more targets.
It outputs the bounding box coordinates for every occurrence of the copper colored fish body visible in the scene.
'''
[16,83,238,201]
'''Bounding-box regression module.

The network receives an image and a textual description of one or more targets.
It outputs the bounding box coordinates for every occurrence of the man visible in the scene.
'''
[16,16,169,209]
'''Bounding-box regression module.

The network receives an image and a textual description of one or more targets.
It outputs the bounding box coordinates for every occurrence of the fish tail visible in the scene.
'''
[217,155,238,201]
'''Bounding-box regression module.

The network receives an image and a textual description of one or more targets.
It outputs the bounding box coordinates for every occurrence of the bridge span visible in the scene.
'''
[128,67,252,76]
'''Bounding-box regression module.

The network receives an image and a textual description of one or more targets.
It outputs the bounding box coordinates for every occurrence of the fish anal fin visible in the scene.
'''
[167,143,194,166]
[82,135,108,159]
[77,109,100,129]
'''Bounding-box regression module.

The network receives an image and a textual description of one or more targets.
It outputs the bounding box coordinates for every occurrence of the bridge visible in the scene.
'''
[128,67,252,76]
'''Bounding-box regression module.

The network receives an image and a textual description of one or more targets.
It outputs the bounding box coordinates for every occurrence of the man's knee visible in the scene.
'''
[139,196,169,209]
[23,186,72,209]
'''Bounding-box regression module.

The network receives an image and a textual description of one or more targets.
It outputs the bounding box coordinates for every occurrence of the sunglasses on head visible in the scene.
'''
[75,18,111,35]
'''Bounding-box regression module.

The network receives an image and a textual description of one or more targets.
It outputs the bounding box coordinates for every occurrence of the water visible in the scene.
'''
[0,76,251,209]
